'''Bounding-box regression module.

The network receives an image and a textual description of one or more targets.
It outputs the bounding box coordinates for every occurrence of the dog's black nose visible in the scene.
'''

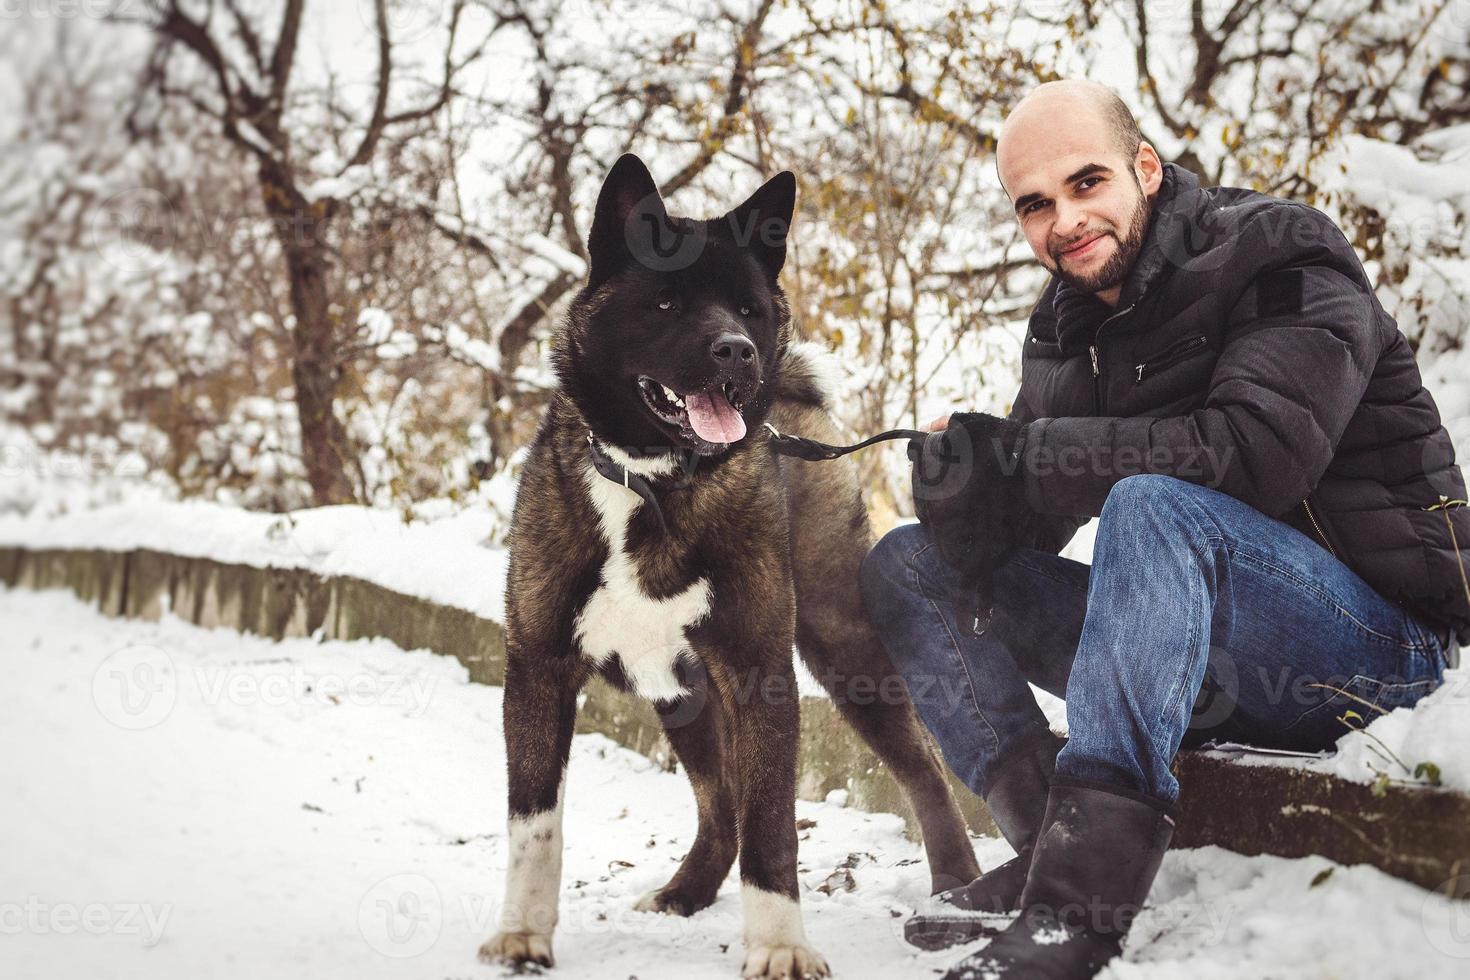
[710,333,756,366]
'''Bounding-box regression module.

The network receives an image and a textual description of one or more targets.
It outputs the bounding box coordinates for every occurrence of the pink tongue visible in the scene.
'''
[685,391,747,444]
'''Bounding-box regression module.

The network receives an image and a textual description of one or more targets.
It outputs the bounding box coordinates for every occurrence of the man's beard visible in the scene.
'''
[1049,189,1149,295]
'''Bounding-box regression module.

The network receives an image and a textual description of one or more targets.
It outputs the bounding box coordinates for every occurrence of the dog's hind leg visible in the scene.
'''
[772,404,981,895]
[479,651,586,970]
[633,663,739,917]
[795,608,982,895]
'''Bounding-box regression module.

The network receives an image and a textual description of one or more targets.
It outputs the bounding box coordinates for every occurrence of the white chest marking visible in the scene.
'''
[574,460,712,702]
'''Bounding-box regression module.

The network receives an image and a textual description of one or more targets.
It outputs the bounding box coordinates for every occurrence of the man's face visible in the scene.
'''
[998,110,1161,302]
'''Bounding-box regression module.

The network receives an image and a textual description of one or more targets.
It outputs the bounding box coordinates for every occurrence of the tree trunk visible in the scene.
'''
[261,172,356,506]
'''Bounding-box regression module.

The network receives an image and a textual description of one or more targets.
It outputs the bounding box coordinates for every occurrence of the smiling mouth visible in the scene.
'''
[1059,234,1107,260]
[637,376,748,447]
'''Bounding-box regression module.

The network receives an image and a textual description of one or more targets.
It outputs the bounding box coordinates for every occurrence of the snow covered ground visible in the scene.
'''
[3,585,1468,980]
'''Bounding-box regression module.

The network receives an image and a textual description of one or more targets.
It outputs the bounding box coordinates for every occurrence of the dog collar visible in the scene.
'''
[584,433,699,535]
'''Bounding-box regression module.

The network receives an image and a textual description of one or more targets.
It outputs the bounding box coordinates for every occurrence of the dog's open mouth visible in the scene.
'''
[637,376,748,446]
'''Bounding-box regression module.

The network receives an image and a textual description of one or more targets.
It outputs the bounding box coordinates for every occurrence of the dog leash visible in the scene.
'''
[585,423,927,534]
[762,422,930,460]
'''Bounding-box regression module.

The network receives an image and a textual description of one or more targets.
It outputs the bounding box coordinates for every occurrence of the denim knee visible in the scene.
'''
[1097,474,1208,540]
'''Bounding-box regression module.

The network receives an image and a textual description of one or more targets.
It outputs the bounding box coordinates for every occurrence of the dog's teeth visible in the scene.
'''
[659,383,684,407]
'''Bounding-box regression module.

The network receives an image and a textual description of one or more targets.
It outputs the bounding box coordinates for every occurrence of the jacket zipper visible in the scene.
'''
[1088,302,1136,414]
[1089,345,1101,413]
[1135,334,1208,383]
[1302,496,1339,560]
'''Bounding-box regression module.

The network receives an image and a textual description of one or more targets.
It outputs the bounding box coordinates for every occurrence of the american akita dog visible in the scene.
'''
[478,155,981,978]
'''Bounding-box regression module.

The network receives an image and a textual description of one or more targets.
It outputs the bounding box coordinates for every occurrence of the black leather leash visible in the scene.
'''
[761,421,930,461]
[585,423,926,534]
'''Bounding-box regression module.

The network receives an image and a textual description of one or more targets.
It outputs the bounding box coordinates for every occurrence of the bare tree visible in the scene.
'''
[120,0,493,504]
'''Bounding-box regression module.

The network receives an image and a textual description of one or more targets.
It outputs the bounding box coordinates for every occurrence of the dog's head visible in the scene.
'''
[552,154,796,459]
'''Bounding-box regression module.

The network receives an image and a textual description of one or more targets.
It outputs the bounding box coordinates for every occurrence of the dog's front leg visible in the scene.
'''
[718,657,831,979]
[479,651,584,970]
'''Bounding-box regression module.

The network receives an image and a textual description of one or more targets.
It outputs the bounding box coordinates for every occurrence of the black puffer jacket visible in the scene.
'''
[1013,163,1470,649]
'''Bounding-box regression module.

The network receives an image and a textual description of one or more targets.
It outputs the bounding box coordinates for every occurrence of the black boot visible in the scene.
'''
[940,779,1176,980]
[905,732,1064,950]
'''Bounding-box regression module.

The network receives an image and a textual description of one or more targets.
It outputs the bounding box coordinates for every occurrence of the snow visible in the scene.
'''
[4,584,1470,979]
[524,232,589,278]
[302,166,374,204]
[1209,665,1470,795]
[439,323,502,372]
[232,120,277,160]
[1329,135,1470,205]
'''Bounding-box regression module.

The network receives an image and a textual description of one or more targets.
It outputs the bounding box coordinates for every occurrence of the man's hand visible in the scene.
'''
[924,413,951,432]
[908,412,1037,634]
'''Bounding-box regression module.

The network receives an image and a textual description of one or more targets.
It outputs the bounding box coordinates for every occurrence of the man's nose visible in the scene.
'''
[1053,197,1086,236]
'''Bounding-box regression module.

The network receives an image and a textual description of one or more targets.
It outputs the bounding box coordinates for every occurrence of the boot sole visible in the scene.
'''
[903,912,1013,951]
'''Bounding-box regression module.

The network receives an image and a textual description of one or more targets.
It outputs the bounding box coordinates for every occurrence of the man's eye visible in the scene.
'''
[1078,176,1101,191]
[1023,201,1048,216]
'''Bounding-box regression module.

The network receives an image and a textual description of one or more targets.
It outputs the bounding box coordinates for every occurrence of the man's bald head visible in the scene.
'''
[996,80,1162,306]
[997,80,1142,195]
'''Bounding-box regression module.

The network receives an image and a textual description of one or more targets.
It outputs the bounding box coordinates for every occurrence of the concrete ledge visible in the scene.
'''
[1172,752,1470,897]
[5,544,1468,896]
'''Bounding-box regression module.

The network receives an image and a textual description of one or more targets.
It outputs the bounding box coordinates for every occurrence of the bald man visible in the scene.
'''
[861,80,1469,978]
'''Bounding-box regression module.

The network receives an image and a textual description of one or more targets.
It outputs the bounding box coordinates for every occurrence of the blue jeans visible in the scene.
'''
[860,474,1452,804]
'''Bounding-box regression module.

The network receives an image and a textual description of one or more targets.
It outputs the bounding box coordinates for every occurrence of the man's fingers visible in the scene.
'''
[925,414,951,432]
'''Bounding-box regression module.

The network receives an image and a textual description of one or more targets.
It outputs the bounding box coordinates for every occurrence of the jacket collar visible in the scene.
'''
[1048,162,1202,347]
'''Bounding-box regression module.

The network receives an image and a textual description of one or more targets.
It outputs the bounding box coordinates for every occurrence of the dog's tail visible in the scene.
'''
[774,340,842,412]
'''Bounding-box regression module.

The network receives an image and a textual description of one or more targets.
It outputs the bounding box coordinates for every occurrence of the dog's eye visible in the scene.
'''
[739,305,753,317]
[657,298,675,312]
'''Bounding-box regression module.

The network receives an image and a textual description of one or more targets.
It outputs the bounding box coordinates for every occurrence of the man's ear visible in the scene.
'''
[1135,141,1164,199]
[587,154,666,289]
[724,171,796,281]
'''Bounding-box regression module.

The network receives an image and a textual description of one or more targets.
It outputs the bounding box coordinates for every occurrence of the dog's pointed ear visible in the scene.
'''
[587,154,666,289]
[725,171,796,281]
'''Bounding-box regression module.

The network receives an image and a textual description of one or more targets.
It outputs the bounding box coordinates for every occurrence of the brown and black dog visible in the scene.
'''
[478,155,980,978]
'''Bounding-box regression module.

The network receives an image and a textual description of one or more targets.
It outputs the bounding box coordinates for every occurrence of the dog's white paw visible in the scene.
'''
[741,943,831,979]
[479,930,554,969]
[632,888,667,913]
[633,886,706,917]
